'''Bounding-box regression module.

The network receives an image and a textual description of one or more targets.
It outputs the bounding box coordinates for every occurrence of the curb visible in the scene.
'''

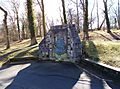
[1,57,75,67]
[2,57,120,82]
[78,59,120,82]
[1,57,39,67]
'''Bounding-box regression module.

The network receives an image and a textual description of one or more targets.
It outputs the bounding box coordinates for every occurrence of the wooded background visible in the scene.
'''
[0,0,120,49]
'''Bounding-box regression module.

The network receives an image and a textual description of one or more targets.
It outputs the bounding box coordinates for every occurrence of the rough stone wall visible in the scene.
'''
[39,24,82,61]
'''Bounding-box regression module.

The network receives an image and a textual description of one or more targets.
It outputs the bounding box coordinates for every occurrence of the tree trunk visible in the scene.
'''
[118,18,120,29]
[103,0,111,33]
[114,18,117,29]
[22,22,25,40]
[76,0,80,32]
[68,9,73,24]
[96,0,100,30]
[90,0,95,30]
[83,0,89,40]
[118,0,120,29]
[0,6,10,49]
[27,0,37,45]
[37,14,42,37]
[59,8,64,25]
[99,18,105,30]
[61,0,67,24]
[16,11,21,41]
[41,0,46,38]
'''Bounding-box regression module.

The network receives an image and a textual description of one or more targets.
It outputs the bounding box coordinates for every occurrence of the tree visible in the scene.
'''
[98,0,112,30]
[15,5,21,41]
[90,0,95,30]
[76,0,80,32]
[118,0,120,29]
[112,0,120,29]
[21,14,26,40]
[70,0,81,32]
[103,0,111,33]
[41,0,46,38]
[0,6,10,49]
[10,0,21,41]
[68,9,73,24]
[27,0,37,45]
[71,0,80,31]
[59,7,64,25]
[37,13,42,37]
[80,0,89,40]
[8,12,18,41]
[61,0,67,24]
[96,0,100,30]
[99,18,106,30]
[36,0,46,37]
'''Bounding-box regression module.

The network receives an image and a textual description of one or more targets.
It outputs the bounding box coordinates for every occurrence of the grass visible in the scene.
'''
[95,41,120,67]
[0,37,41,67]
[81,29,120,68]
[0,38,41,56]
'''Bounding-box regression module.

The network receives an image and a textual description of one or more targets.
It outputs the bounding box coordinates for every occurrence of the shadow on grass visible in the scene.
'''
[93,32,112,41]
[114,32,120,37]
[82,41,100,62]
[0,45,39,61]
[14,45,38,58]
[109,32,120,40]
[0,49,22,61]
[29,49,39,57]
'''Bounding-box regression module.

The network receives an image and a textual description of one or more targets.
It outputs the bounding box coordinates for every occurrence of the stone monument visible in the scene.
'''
[39,24,82,61]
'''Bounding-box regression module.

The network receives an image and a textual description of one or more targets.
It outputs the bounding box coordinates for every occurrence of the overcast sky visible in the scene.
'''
[0,0,118,28]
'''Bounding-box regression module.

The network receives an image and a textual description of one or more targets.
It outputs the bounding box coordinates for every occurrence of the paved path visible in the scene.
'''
[0,61,120,89]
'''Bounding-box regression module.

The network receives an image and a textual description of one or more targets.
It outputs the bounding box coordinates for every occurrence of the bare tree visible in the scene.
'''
[90,0,95,30]
[70,0,81,32]
[99,18,106,30]
[8,12,18,41]
[40,0,46,38]
[37,12,42,37]
[96,0,100,30]
[36,0,42,10]
[68,9,73,24]
[118,0,120,29]
[10,0,21,41]
[59,7,64,25]
[36,0,46,37]
[61,0,67,24]
[112,0,120,29]
[20,14,26,40]
[98,1,113,30]
[80,0,89,40]
[103,0,111,33]
[0,6,10,49]
[76,0,80,32]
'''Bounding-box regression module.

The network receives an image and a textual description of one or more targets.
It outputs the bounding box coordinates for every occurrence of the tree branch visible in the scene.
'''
[0,6,7,14]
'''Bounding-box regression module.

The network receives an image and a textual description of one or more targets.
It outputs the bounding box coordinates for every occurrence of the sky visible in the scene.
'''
[0,0,118,28]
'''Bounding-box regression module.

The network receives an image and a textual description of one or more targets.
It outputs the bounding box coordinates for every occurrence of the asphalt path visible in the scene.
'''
[0,61,120,89]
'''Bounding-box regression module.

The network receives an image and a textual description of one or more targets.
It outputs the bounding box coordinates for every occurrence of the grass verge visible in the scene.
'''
[82,40,120,68]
